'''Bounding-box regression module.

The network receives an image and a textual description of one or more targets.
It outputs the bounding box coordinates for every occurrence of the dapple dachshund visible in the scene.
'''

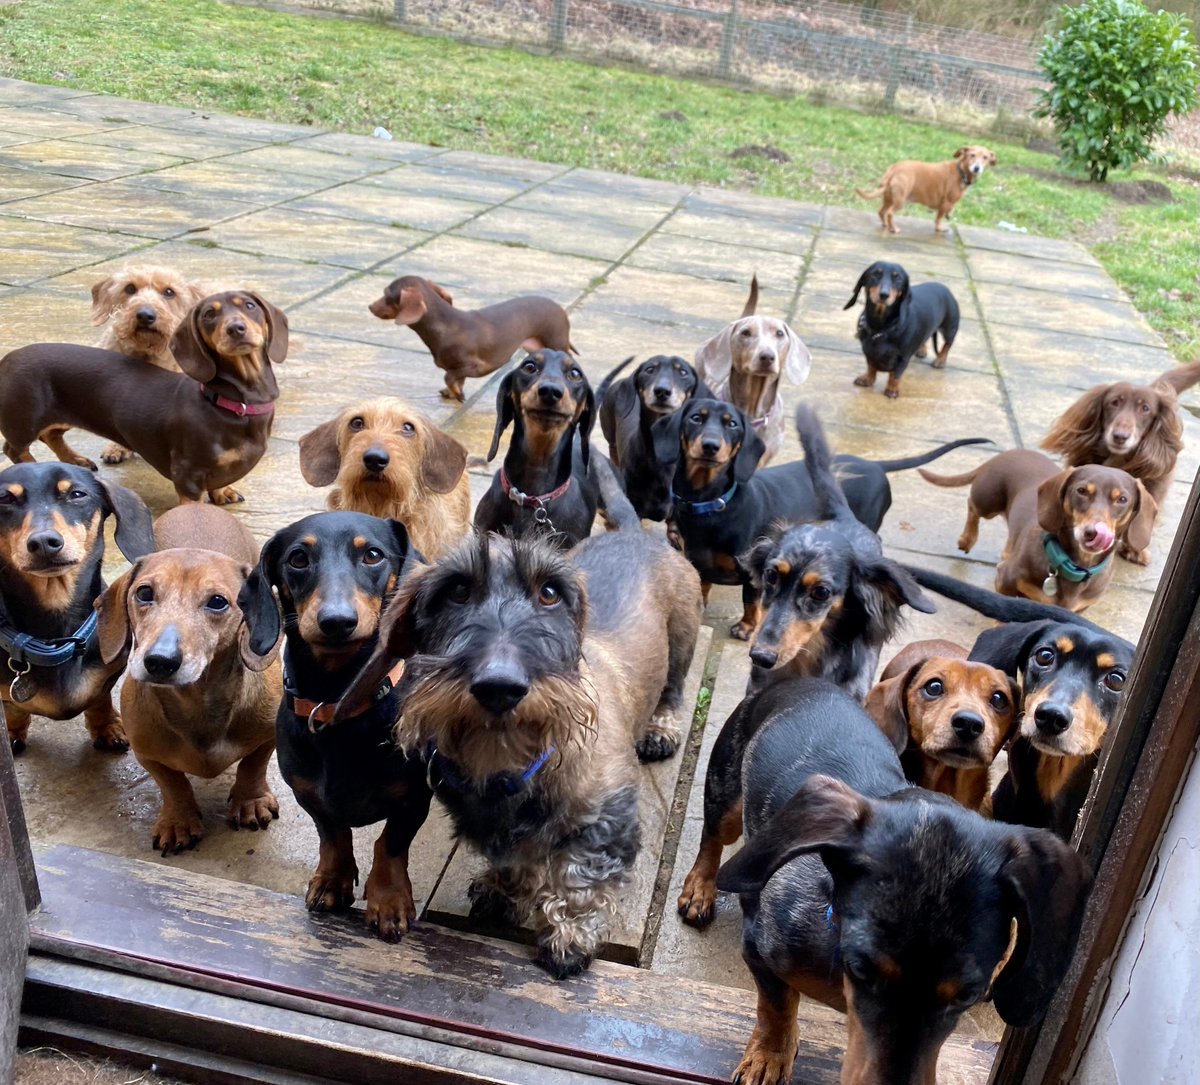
[855,145,996,233]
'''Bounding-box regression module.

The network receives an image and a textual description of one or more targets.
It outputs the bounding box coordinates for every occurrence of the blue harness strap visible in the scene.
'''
[0,609,98,668]
[672,481,738,516]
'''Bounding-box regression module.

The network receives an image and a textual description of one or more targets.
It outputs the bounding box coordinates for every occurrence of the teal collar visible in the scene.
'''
[1042,532,1111,584]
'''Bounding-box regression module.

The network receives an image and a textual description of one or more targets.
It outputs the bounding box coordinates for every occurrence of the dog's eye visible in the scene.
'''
[286,549,310,571]
[123,283,137,295]
[1034,647,1056,667]
[348,416,365,431]
[447,581,470,604]
[0,491,14,505]
[775,328,784,338]
[763,567,779,588]
[568,368,583,381]
[538,583,561,607]
[67,488,89,500]
[1075,485,1091,497]
[725,417,738,429]
[1104,670,1126,692]
[810,585,831,603]
[242,299,257,311]
[990,690,1009,711]
[1115,493,1129,505]
[363,547,385,566]
[739,327,753,337]
[1139,402,1151,413]
[401,422,415,435]
[522,359,538,373]
[844,958,882,994]
[134,585,154,604]
[205,594,230,613]
[162,287,176,298]
[923,678,945,697]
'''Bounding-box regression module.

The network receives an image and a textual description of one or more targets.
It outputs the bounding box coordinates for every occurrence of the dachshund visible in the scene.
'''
[855,145,996,233]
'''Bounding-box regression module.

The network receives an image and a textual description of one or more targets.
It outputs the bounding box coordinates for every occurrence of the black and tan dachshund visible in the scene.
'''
[707,678,1090,1085]
[0,462,155,753]
[238,511,432,941]
[597,354,710,521]
[653,397,987,637]
[474,350,598,545]
[845,260,960,398]
[905,566,1134,840]
[743,405,934,697]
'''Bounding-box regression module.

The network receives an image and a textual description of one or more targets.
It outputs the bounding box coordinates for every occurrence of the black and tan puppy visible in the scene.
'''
[597,354,709,521]
[845,261,959,398]
[238,511,431,941]
[713,678,1089,1085]
[866,638,1018,813]
[0,462,154,753]
[338,463,702,977]
[904,567,1134,839]
[474,350,599,545]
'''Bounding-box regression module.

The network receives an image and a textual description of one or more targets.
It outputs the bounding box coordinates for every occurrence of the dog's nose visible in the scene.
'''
[701,438,721,457]
[878,288,891,301]
[536,382,564,404]
[362,448,389,473]
[1034,701,1073,736]
[749,646,778,669]
[226,319,247,338]
[142,628,182,682]
[135,306,157,327]
[1111,430,1131,446]
[756,350,776,366]
[317,607,359,641]
[26,530,64,556]
[470,657,530,715]
[653,385,672,402]
[951,711,985,741]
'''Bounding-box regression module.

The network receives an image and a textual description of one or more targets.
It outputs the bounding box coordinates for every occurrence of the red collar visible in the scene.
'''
[287,658,406,733]
[200,384,276,418]
[499,467,572,508]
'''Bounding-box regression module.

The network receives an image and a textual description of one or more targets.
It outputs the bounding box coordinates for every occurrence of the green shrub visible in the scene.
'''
[1035,0,1199,181]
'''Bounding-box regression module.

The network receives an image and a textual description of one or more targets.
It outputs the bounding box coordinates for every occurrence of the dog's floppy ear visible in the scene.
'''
[1123,480,1157,554]
[247,292,289,365]
[95,564,138,666]
[988,150,998,166]
[954,146,969,159]
[650,408,685,467]
[487,371,518,463]
[731,408,767,484]
[297,417,342,487]
[393,284,429,325]
[90,275,118,326]
[430,281,454,306]
[854,559,937,645]
[695,325,734,387]
[420,422,468,495]
[609,378,640,427]
[237,534,285,665]
[717,775,870,894]
[1040,385,1110,462]
[864,664,919,755]
[576,379,596,471]
[992,828,1091,1027]
[844,269,870,310]
[968,620,1055,679]
[781,324,812,385]
[97,480,156,561]
[234,563,280,672]
[1036,469,1075,534]
[171,302,218,383]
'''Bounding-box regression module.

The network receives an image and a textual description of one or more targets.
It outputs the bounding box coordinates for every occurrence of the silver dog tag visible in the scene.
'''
[9,671,37,704]
[1042,574,1059,598]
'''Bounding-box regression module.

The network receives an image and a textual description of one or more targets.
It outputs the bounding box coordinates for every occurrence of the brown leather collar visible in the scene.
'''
[957,160,975,187]
[500,467,572,507]
[286,658,406,733]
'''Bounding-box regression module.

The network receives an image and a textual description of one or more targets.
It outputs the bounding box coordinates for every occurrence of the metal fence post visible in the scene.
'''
[393,0,406,20]
[718,0,740,79]
[551,0,569,50]
[883,12,913,109]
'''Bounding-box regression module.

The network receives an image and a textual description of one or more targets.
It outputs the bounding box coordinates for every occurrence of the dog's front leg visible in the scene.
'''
[735,949,802,1085]
[227,737,279,830]
[305,822,358,913]
[731,583,762,641]
[140,756,205,855]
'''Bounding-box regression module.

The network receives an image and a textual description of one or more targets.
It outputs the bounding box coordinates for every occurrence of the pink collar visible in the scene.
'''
[499,467,572,508]
[200,384,275,418]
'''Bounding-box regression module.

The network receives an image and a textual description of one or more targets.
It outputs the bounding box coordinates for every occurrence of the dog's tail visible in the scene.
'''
[596,355,638,407]
[917,463,983,488]
[855,184,885,200]
[592,453,641,532]
[1157,360,1200,395]
[740,274,759,319]
[796,404,851,522]
[872,437,992,475]
[901,564,1118,637]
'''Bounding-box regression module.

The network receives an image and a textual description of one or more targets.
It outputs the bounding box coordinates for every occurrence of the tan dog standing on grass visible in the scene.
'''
[856,145,997,234]
[96,504,282,855]
[298,399,471,561]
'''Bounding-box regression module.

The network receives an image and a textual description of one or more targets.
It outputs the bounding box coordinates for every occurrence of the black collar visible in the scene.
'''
[0,609,98,668]
[426,742,555,801]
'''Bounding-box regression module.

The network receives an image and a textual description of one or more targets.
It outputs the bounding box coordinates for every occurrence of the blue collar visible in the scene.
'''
[0,609,98,668]
[427,742,556,801]
[1042,532,1111,584]
[672,481,738,516]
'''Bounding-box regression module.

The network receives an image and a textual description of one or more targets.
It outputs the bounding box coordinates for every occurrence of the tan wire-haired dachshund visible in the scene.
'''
[298,398,471,561]
[1041,360,1200,563]
[856,145,997,233]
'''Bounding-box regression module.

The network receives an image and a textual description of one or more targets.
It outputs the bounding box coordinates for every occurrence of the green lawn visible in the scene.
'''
[1,0,1196,359]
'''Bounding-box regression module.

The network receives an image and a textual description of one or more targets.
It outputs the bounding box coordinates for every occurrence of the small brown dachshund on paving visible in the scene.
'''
[856,145,997,233]
[298,398,472,561]
[369,275,575,402]
[0,290,288,506]
[1041,360,1200,563]
[866,639,1018,813]
[97,504,282,855]
[921,448,1155,612]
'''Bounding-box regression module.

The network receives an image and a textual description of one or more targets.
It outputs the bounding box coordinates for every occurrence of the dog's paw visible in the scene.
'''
[914,341,930,358]
[731,1034,799,1085]
[1120,543,1151,566]
[365,884,417,943]
[468,879,520,926]
[677,870,718,928]
[637,711,681,762]
[956,535,975,553]
[227,791,279,830]
[884,387,901,399]
[305,871,357,913]
[9,736,26,756]
[90,721,130,752]
[852,374,873,388]
[100,443,133,464]
[730,619,755,641]
[535,944,591,980]
[208,486,244,505]
[153,809,205,856]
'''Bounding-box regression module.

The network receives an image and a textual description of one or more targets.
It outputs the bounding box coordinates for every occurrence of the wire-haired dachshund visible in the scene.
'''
[902,567,1134,840]
[474,349,599,545]
[855,145,996,233]
[844,260,959,398]
[712,678,1088,1085]
[0,290,289,505]
[866,638,1018,813]
[1041,360,1200,564]
[597,354,710,521]
[237,511,432,941]
[921,448,1154,611]
[0,462,155,754]
[742,405,933,697]
[335,461,702,977]
[653,396,987,638]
